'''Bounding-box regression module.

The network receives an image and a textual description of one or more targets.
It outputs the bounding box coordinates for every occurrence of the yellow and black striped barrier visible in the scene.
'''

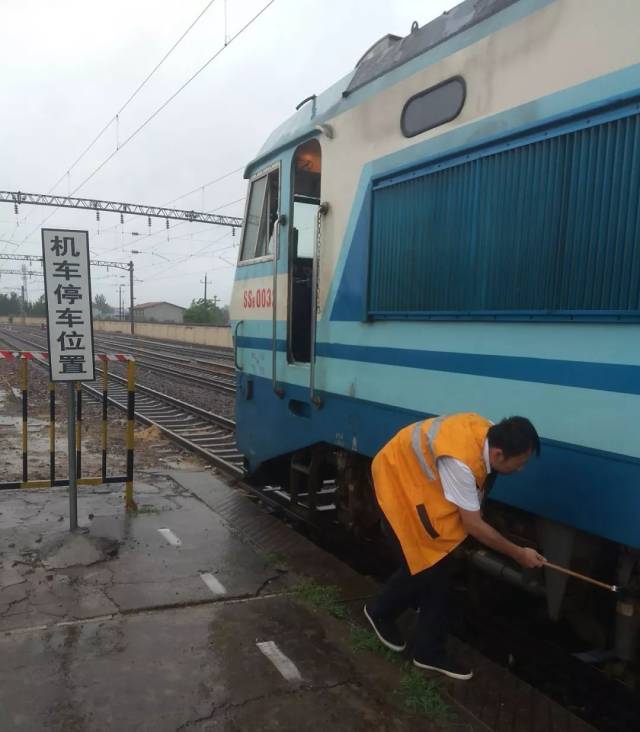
[101,360,109,482]
[125,360,136,512]
[0,352,137,511]
[76,382,82,479]
[20,357,28,482]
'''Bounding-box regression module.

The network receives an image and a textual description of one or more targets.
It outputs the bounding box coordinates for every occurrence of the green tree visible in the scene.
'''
[0,292,21,316]
[183,298,228,325]
[93,293,114,315]
[28,294,47,316]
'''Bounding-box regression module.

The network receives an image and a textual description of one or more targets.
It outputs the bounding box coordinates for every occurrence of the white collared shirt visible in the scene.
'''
[437,438,491,512]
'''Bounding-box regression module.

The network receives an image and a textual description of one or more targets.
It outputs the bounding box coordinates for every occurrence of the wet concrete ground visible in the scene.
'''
[0,471,593,731]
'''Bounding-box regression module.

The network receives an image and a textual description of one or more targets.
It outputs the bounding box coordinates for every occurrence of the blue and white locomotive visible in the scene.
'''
[230,0,640,664]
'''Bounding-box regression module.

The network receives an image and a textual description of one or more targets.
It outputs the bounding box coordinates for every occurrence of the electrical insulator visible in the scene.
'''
[166,219,169,229]
[120,214,124,224]
[232,227,235,237]
[148,216,152,227]
[96,211,100,221]
[14,204,18,214]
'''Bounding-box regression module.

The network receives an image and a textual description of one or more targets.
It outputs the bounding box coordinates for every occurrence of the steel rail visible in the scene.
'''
[92,337,235,377]
[13,327,235,394]
[0,328,243,478]
[88,332,233,361]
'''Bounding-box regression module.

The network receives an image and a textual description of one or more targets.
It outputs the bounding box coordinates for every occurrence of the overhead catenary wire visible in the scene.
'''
[67,1,275,196]
[19,0,273,245]
[3,1,270,305]
[50,0,217,192]
[96,196,245,255]
[91,166,246,239]
[148,230,233,277]
[15,0,221,242]
[165,167,245,207]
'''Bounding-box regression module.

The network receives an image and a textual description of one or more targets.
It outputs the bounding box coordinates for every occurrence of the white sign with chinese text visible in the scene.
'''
[42,229,95,381]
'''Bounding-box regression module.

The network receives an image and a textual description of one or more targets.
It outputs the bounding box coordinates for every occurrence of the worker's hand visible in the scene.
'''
[516,546,546,568]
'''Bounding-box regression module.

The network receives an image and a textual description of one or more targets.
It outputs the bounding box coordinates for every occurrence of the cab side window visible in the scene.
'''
[288,139,321,363]
[240,167,280,261]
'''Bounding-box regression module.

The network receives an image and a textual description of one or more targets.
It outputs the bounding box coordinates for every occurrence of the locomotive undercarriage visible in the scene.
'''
[250,442,640,677]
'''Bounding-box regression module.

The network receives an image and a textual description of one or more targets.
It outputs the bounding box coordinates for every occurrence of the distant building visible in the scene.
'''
[132,301,185,323]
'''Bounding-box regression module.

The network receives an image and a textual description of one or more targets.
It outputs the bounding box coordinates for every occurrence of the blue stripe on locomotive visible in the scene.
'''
[237,371,640,549]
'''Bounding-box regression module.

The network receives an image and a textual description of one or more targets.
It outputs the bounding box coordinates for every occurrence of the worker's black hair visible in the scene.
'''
[487,416,541,458]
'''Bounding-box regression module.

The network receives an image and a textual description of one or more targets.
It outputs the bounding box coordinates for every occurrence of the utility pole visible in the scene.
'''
[118,284,125,321]
[21,264,27,324]
[201,274,208,306]
[128,260,135,335]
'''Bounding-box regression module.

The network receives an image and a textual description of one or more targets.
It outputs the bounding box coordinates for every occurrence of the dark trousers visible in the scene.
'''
[370,521,456,661]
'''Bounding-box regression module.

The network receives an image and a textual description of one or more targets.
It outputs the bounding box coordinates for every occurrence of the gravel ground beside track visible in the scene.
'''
[109,361,236,420]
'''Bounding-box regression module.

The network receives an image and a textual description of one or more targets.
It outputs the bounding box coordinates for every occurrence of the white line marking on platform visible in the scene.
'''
[256,641,302,682]
[157,528,182,546]
[200,573,227,596]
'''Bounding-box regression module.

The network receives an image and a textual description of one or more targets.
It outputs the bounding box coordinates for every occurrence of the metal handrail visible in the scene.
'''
[272,218,284,397]
[309,203,329,407]
[233,319,244,370]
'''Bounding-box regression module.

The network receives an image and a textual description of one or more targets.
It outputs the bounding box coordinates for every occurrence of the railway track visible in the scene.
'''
[0,327,243,477]
[15,326,235,394]
[93,333,235,373]
[89,331,233,362]
[0,327,341,534]
[0,326,338,523]
[0,327,336,509]
[91,334,235,394]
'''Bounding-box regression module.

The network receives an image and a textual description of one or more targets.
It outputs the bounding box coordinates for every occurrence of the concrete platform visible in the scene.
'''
[0,470,594,731]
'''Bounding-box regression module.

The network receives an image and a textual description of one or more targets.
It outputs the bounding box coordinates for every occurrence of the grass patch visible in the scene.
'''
[293,581,453,724]
[349,625,404,665]
[396,670,452,724]
[349,627,452,723]
[293,579,348,619]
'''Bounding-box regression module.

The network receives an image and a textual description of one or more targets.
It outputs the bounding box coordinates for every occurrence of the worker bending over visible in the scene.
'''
[365,413,545,681]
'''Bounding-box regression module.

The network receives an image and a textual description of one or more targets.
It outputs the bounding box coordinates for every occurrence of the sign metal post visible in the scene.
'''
[41,229,95,532]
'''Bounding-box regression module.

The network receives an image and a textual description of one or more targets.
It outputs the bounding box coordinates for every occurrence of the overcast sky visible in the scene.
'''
[0,0,452,310]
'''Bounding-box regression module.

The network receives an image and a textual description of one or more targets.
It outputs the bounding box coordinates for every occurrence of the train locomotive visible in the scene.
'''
[230,0,640,670]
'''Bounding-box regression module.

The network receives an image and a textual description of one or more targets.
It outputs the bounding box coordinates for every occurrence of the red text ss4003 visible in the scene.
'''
[243,288,272,308]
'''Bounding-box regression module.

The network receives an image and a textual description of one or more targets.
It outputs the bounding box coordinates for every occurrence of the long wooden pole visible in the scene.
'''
[544,561,618,593]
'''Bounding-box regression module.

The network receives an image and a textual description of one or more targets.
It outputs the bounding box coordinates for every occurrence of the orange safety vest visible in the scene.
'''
[372,412,491,575]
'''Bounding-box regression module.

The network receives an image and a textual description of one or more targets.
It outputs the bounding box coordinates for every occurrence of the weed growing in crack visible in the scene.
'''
[349,625,404,665]
[293,581,451,723]
[395,670,452,724]
[293,579,348,619]
[263,551,288,573]
[349,627,452,723]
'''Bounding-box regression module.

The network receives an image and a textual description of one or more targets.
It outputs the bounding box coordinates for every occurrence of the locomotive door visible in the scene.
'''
[288,140,321,364]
